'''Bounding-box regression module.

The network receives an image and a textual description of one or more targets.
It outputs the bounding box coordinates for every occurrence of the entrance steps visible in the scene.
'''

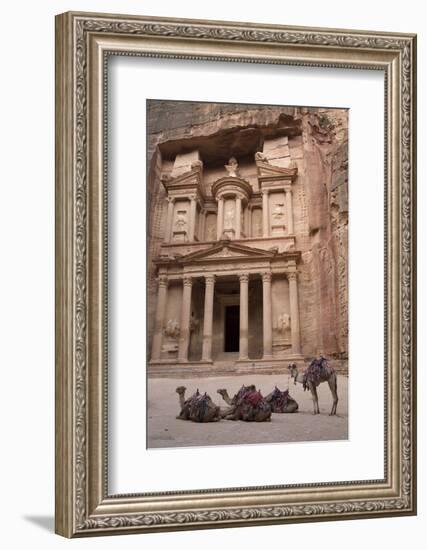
[148,357,348,378]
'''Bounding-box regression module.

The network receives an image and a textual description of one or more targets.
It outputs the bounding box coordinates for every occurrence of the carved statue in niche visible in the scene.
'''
[272,203,284,220]
[271,200,286,236]
[224,204,235,229]
[252,209,262,237]
[164,319,180,339]
[205,214,217,241]
[190,312,200,333]
[277,313,291,333]
[174,210,188,230]
[224,157,240,177]
[173,209,189,241]
[206,222,216,241]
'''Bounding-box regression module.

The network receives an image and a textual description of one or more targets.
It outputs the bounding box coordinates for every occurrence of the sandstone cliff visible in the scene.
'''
[147,101,348,364]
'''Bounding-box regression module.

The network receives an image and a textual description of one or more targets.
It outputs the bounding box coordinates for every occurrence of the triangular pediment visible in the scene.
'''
[178,241,275,264]
[256,159,297,180]
[161,162,203,192]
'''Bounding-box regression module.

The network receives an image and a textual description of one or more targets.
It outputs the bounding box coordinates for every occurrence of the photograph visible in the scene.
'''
[147,100,349,448]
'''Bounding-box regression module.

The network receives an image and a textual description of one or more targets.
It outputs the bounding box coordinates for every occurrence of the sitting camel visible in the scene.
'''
[176,386,221,422]
[217,384,272,422]
[265,386,299,413]
[288,357,338,415]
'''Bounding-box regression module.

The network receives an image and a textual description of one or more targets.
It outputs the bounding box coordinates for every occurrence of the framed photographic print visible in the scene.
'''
[55,11,417,537]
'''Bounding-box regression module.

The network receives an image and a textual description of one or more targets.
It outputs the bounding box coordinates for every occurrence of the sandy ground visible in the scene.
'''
[147,374,348,449]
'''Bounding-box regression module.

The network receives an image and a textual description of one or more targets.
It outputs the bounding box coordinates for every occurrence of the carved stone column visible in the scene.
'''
[244,206,250,238]
[164,197,174,243]
[151,275,169,360]
[199,208,206,241]
[202,275,215,361]
[262,272,273,358]
[239,273,249,360]
[288,271,301,353]
[262,190,269,237]
[235,196,242,239]
[188,195,197,242]
[178,276,193,361]
[216,197,224,240]
[285,187,294,234]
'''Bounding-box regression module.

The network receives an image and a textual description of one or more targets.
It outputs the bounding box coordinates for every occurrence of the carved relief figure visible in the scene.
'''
[207,224,216,241]
[190,312,200,333]
[224,204,235,229]
[252,208,262,237]
[224,157,240,177]
[205,214,217,241]
[174,210,188,230]
[277,313,291,333]
[272,203,284,220]
[164,319,180,339]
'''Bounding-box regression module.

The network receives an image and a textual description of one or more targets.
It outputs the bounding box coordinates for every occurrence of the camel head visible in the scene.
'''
[176,386,186,396]
[288,363,298,380]
[217,388,228,397]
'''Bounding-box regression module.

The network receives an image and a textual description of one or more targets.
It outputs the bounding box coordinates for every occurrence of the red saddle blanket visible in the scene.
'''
[243,390,263,407]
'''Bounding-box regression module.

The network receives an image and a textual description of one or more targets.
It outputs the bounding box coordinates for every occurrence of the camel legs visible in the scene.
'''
[219,406,234,418]
[176,409,189,420]
[328,376,339,415]
[309,384,320,414]
[285,401,299,413]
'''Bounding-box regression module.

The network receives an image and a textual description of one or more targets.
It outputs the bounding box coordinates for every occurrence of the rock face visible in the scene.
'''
[147,101,348,373]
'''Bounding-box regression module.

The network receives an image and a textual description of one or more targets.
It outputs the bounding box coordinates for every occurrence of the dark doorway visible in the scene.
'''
[224,305,240,352]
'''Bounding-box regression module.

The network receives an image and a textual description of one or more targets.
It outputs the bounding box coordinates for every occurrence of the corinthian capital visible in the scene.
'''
[183,276,193,288]
[262,272,272,284]
[205,274,215,286]
[158,275,169,288]
[239,273,249,284]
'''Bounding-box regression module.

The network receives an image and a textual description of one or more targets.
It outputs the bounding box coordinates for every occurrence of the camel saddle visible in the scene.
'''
[303,357,333,390]
[272,387,291,407]
[242,390,263,407]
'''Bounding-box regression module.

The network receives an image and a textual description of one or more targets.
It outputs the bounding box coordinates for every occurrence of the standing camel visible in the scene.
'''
[288,357,338,415]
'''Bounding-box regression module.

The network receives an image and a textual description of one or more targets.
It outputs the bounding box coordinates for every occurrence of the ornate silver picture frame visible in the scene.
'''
[55,11,416,537]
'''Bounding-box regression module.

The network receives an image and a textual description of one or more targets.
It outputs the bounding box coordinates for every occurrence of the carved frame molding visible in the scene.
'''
[55,11,416,537]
